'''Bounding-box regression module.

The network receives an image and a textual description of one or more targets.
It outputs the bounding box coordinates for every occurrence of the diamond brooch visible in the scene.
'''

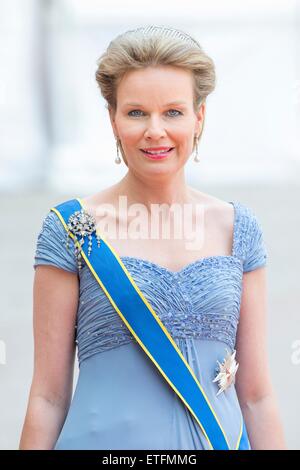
[213,349,239,396]
[65,209,101,270]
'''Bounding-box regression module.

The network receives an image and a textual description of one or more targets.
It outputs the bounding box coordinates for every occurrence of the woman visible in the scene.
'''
[19,25,286,450]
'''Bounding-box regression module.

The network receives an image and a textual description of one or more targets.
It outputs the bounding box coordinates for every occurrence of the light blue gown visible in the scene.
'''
[33,200,267,450]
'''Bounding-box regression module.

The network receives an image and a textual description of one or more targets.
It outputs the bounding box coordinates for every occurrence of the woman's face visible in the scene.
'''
[109,65,205,177]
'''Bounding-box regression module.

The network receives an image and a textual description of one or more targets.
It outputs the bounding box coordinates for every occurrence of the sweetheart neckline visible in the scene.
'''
[76,198,239,275]
[119,254,240,275]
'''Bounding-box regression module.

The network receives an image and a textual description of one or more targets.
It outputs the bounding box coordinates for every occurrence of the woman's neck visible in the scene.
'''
[114,171,193,210]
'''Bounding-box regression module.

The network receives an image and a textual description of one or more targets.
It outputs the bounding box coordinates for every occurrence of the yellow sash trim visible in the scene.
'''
[235,413,244,450]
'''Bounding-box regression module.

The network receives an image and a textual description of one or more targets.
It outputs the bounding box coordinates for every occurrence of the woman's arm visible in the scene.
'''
[235,266,287,450]
[19,265,79,450]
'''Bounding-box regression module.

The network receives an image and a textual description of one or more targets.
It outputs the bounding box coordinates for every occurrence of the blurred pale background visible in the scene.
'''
[0,0,299,449]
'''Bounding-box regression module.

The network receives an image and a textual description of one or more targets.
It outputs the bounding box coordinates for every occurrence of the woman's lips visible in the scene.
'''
[140,148,175,160]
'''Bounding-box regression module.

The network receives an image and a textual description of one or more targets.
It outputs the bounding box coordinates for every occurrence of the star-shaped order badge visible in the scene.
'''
[213,349,239,396]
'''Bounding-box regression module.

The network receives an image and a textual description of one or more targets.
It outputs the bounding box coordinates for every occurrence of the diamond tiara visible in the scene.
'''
[120,25,202,49]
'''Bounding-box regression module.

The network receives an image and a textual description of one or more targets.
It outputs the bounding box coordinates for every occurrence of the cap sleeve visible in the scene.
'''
[33,210,78,274]
[243,209,267,273]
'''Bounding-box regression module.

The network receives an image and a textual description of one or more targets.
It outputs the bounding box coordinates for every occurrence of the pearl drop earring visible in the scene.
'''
[115,138,122,164]
[194,135,200,162]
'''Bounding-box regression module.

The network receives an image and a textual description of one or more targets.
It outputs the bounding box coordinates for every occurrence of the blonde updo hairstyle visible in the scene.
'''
[95,25,216,161]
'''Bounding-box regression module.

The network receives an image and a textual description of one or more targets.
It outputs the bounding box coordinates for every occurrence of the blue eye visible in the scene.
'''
[167,109,182,117]
[127,109,183,117]
[128,110,143,117]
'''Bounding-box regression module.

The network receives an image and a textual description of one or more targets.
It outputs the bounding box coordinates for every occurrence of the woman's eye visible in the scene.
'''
[167,109,182,117]
[128,110,143,117]
[128,109,183,117]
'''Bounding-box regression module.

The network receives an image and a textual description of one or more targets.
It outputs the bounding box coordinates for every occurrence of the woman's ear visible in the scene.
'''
[196,101,206,135]
[108,106,118,138]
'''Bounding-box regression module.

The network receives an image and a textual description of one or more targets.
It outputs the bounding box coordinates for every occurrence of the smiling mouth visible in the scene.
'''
[140,147,175,159]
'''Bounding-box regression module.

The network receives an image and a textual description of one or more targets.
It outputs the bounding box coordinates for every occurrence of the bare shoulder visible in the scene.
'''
[188,187,234,226]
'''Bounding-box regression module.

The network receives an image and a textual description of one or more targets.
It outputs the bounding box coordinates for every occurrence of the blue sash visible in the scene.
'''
[51,198,250,451]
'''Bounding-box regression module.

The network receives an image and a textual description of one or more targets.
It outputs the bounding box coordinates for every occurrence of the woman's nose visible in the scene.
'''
[144,116,167,139]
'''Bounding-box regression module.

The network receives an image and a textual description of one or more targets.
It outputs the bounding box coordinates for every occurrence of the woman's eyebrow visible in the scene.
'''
[123,100,187,106]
